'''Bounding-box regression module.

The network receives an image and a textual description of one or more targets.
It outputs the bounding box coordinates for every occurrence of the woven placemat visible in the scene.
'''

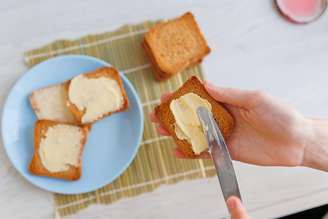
[24,20,216,217]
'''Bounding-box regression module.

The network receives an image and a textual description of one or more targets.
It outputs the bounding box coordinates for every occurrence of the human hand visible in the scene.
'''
[150,83,310,166]
[151,81,328,170]
[227,196,251,219]
[203,82,312,167]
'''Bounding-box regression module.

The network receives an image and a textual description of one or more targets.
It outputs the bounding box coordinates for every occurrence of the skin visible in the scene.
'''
[150,81,328,219]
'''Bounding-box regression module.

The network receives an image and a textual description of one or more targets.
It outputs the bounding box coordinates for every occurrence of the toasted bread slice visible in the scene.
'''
[29,120,89,180]
[143,12,210,80]
[155,76,234,158]
[29,84,77,123]
[65,67,129,124]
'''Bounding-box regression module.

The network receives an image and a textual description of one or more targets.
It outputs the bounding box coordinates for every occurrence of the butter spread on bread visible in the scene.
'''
[170,92,212,155]
[29,84,76,123]
[155,76,234,158]
[68,75,124,123]
[39,124,83,172]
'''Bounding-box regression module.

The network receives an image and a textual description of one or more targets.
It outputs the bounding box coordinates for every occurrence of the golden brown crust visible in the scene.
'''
[155,76,234,158]
[143,12,211,81]
[66,67,129,124]
[28,120,89,180]
[142,41,173,81]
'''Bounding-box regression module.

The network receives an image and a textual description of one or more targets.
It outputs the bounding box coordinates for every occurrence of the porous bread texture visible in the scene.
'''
[143,12,211,80]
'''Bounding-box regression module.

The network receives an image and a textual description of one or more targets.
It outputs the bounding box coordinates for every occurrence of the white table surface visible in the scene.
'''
[1,0,328,218]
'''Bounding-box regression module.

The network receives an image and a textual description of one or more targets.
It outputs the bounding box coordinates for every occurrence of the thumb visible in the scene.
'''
[227,196,250,219]
[204,82,254,108]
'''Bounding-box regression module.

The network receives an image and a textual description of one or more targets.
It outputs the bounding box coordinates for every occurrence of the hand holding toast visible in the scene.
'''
[151,81,328,171]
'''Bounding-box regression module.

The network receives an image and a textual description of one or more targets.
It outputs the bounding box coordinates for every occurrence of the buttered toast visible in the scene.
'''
[29,120,89,180]
[65,67,129,124]
[29,84,76,123]
[155,76,234,158]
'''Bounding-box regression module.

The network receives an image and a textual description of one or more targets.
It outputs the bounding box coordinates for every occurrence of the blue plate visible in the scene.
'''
[1,55,144,194]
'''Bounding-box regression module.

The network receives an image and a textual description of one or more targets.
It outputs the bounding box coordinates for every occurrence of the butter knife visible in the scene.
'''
[196,106,242,202]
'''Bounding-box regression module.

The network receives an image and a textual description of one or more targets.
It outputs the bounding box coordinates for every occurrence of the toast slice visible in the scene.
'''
[29,120,89,180]
[29,84,77,123]
[155,76,234,158]
[143,12,211,80]
[66,67,129,124]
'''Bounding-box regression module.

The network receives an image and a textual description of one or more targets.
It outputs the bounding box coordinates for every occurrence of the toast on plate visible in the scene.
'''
[29,120,89,180]
[29,84,76,123]
[65,67,129,124]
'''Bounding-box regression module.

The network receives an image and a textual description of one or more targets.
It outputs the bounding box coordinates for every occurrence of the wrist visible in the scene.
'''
[302,119,328,172]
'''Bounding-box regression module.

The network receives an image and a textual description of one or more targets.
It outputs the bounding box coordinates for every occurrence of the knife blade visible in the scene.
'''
[196,106,242,202]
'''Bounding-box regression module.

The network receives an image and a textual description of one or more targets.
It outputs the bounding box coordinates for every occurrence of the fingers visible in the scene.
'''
[160,92,172,102]
[198,151,211,159]
[149,111,160,123]
[149,93,173,136]
[204,82,257,109]
[174,149,188,158]
[174,149,211,159]
[227,196,251,219]
[156,125,170,136]
[150,112,170,136]
[149,91,172,123]
[150,109,170,136]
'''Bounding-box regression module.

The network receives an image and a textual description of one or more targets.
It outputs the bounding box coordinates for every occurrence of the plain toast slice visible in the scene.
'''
[143,12,210,80]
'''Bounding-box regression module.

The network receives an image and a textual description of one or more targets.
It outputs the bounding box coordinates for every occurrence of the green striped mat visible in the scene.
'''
[24,20,216,217]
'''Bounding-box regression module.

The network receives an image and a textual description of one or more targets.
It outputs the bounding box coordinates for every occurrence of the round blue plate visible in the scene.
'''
[1,55,144,194]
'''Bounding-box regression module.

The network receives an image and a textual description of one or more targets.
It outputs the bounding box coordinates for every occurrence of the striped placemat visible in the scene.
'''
[24,20,216,217]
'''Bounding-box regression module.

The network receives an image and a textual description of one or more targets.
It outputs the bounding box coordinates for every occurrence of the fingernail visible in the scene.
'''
[227,197,238,210]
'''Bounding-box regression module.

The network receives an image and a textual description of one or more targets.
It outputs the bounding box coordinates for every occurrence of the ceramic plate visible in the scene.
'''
[1,55,144,194]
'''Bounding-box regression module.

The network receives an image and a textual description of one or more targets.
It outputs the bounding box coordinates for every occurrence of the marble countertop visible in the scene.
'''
[1,0,328,218]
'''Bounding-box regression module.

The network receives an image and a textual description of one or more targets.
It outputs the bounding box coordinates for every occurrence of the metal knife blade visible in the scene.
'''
[196,106,242,202]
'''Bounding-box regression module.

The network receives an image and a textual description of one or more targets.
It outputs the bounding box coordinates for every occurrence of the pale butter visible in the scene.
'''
[32,85,76,122]
[68,75,124,123]
[39,124,83,172]
[170,93,212,155]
